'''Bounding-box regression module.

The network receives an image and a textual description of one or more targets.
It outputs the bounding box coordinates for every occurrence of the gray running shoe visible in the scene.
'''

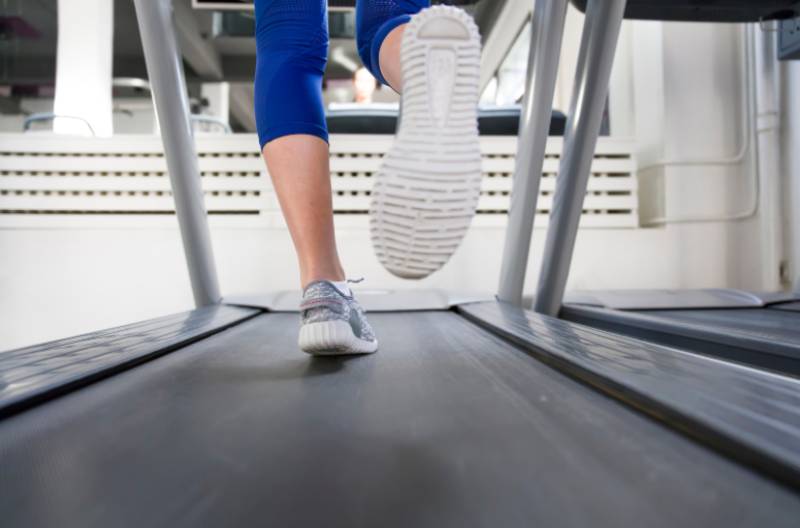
[298,280,379,355]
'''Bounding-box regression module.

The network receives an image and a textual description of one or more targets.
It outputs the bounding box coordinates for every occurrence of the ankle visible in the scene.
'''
[301,268,346,289]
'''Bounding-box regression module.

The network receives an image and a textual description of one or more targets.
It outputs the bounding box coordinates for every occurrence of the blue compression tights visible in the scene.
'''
[254,0,430,148]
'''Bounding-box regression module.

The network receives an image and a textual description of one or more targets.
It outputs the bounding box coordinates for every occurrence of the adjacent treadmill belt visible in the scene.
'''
[2,310,799,527]
[643,308,800,341]
[771,301,800,313]
[562,305,800,377]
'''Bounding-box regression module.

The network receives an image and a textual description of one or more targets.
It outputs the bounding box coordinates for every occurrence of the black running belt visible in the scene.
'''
[626,308,800,354]
[773,302,800,312]
[1,311,798,527]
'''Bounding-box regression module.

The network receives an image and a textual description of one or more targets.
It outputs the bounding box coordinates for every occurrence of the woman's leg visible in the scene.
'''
[254,0,344,287]
[254,0,377,356]
[263,136,344,286]
[355,0,431,92]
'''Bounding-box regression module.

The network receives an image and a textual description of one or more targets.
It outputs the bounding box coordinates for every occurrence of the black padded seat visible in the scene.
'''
[326,107,568,136]
[329,0,479,6]
[569,0,800,23]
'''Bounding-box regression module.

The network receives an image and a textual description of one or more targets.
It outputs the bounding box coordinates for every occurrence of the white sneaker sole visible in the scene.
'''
[298,320,379,356]
[370,6,482,280]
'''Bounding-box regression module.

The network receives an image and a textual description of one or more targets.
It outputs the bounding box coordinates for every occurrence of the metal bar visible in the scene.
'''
[133,0,222,307]
[753,25,785,291]
[534,0,627,316]
[497,0,569,306]
[23,113,96,136]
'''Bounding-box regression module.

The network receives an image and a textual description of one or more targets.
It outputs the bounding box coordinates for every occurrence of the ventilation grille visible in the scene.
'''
[0,134,637,228]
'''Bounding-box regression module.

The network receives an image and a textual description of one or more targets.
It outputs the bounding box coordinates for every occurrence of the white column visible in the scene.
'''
[781,51,800,290]
[608,21,634,136]
[200,82,230,129]
[53,0,114,137]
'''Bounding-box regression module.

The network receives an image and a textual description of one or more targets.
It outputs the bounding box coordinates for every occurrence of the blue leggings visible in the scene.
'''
[254,0,430,149]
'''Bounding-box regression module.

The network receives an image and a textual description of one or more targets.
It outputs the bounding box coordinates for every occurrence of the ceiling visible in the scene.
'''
[0,0,504,88]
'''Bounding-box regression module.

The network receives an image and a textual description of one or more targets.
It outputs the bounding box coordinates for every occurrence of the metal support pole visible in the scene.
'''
[497,0,569,306]
[133,0,222,307]
[753,25,784,291]
[534,0,627,316]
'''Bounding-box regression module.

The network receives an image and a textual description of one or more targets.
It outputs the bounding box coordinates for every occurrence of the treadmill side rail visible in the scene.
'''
[561,304,800,377]
[458,301,800,489]
[0,305,259,418]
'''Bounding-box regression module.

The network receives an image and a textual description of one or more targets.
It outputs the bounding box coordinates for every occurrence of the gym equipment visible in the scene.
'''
[2,1,800,525]
[514,0,800,379]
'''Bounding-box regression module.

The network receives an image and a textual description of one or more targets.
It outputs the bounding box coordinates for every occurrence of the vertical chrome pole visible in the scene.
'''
[534,0,627,316]
[133,0,222,307]
[497,0,569,305]
[753,24,784,291]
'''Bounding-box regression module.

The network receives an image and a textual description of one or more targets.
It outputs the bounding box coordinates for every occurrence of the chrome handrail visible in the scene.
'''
[23,113,97,136]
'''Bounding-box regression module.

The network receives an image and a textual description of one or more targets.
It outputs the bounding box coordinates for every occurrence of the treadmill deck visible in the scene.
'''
[2,311,799,527]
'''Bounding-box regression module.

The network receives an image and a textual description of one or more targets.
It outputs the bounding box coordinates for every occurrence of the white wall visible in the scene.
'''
[782,59,800,289]
[112,98,159,134]
[0,220,746,351]
[633,22,786,291]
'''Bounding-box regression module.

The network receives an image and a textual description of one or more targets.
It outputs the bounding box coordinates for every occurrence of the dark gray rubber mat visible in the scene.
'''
[1,311,798,527]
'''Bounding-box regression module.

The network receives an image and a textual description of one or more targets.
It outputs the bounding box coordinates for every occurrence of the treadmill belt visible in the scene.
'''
[645,308,800,344]
[772,302,800,313]
[1,311,798,527]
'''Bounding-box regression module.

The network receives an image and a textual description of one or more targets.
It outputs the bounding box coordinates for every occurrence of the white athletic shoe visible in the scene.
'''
[370,5,482,279]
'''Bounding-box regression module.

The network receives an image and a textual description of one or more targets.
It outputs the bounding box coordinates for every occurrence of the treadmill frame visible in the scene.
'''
[2,1,800,512]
